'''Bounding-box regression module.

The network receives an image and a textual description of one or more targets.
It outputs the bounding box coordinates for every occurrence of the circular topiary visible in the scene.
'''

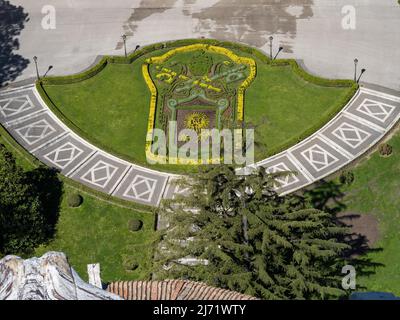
[379,143,393,157]
[339,171,355,185]
[67,193,83,208]
[123,256,139,271]
[128,219,143,232]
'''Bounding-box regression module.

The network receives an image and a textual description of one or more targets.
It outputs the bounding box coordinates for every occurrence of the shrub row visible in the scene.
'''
[39,38,356,89]
[271,59,355,87]
[37,38,358,163]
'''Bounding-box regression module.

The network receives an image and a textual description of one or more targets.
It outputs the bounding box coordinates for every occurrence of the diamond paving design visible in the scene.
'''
[331,122,371,148]
[123,175,157,202]
[15,119,57,145]
[81,160,118,187]
[357,99,395,122]
[44,142,84,169]
[265,162,299,188]
[0,95,34,118]
[301,145,339,172]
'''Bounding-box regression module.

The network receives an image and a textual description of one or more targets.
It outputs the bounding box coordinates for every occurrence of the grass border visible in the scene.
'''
[37,38,358,166]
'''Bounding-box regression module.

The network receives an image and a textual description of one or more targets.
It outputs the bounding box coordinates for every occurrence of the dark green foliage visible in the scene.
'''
[379,143,393,157]
[67,193,83,208]
[123,255,139,271]
[339,171,355,185]
[189,50,213,76]
[156,166,350,299]
[0,144,62,255]
[128,219,143,232]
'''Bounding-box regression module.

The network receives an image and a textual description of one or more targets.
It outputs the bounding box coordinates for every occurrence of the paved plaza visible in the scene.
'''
[5,0,400,91]
[0,84,399,206]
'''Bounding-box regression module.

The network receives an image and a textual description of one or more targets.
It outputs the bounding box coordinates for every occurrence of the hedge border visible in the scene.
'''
[0,123,154,214]
[37,38,358,166]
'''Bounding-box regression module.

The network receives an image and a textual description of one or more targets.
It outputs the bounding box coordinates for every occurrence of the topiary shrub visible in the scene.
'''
[67,193,83,208]
[122,256,139,272]
[128,219,143,232]
[339,171,355,185]
[379,143,393,157]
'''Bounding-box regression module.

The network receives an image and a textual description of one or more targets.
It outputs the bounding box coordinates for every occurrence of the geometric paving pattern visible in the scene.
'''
[331,122,371,148]
[81,160,118,188]
[123,175,157,202]
[44,142,84,169]
[15,119,57,145]
[346,92,400,129]
[301,144,339,172]
[0,95,34,118]
[1,84,399,206]
[265,162,299,189]
[257,154,311,195]
[163,178,191,200]
[113,167,169,205]
[357,98,395,123]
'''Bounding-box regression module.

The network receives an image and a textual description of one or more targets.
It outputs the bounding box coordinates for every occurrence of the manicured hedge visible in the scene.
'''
[379,143,393,157]
[271,59,355,87]
[67,193,83,208]
[37,38,358,164]
[128,219,143,232]
[1,122,155,214]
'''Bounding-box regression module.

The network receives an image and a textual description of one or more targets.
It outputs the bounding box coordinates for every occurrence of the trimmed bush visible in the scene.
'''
[339,171,355,185]
[128,219,143,232]
[379,143,393,157]
[123,256,139,271]
[67,193,83,208]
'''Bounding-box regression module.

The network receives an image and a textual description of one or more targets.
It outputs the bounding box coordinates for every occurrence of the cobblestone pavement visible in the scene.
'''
[0,84,399,206]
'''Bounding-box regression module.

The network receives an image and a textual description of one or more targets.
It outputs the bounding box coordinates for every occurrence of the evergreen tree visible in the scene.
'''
[155,165,350,299]
[0,144,62,255]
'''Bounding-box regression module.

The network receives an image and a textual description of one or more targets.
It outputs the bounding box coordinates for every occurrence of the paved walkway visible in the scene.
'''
[0,84,399,206]
[5,0,400,91]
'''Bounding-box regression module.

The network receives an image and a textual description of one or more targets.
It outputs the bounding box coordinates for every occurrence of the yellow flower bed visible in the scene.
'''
[142,44,256,165]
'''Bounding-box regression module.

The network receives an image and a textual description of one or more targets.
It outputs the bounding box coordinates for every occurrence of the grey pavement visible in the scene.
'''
[4,0,400,91]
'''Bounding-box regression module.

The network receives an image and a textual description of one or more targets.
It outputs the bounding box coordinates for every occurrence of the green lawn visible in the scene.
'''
[0,133,157,283]
[246,64,351,159]
[334,131,400,295]
[34,186,157,283]
[42,48,353,172]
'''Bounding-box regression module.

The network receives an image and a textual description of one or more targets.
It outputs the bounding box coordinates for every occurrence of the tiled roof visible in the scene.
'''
[106,280,257,300]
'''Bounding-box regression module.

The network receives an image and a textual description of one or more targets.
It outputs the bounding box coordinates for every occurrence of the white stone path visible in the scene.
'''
[0,84,399,206]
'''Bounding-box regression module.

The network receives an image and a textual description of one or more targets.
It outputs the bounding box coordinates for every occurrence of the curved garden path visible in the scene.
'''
[0,83,399,206]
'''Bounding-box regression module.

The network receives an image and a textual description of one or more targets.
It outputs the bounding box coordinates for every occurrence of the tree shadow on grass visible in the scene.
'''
[25,167,63,242]
[0,1,29,88]
[304,180,384,289]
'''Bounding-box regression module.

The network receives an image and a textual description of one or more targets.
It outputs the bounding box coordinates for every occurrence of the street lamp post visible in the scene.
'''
[33,56,40,81]
[354,58,358,82]
[357,68,366,84]
[122,34,127,58]
[273,46,284,61]
[269,36,273,60]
